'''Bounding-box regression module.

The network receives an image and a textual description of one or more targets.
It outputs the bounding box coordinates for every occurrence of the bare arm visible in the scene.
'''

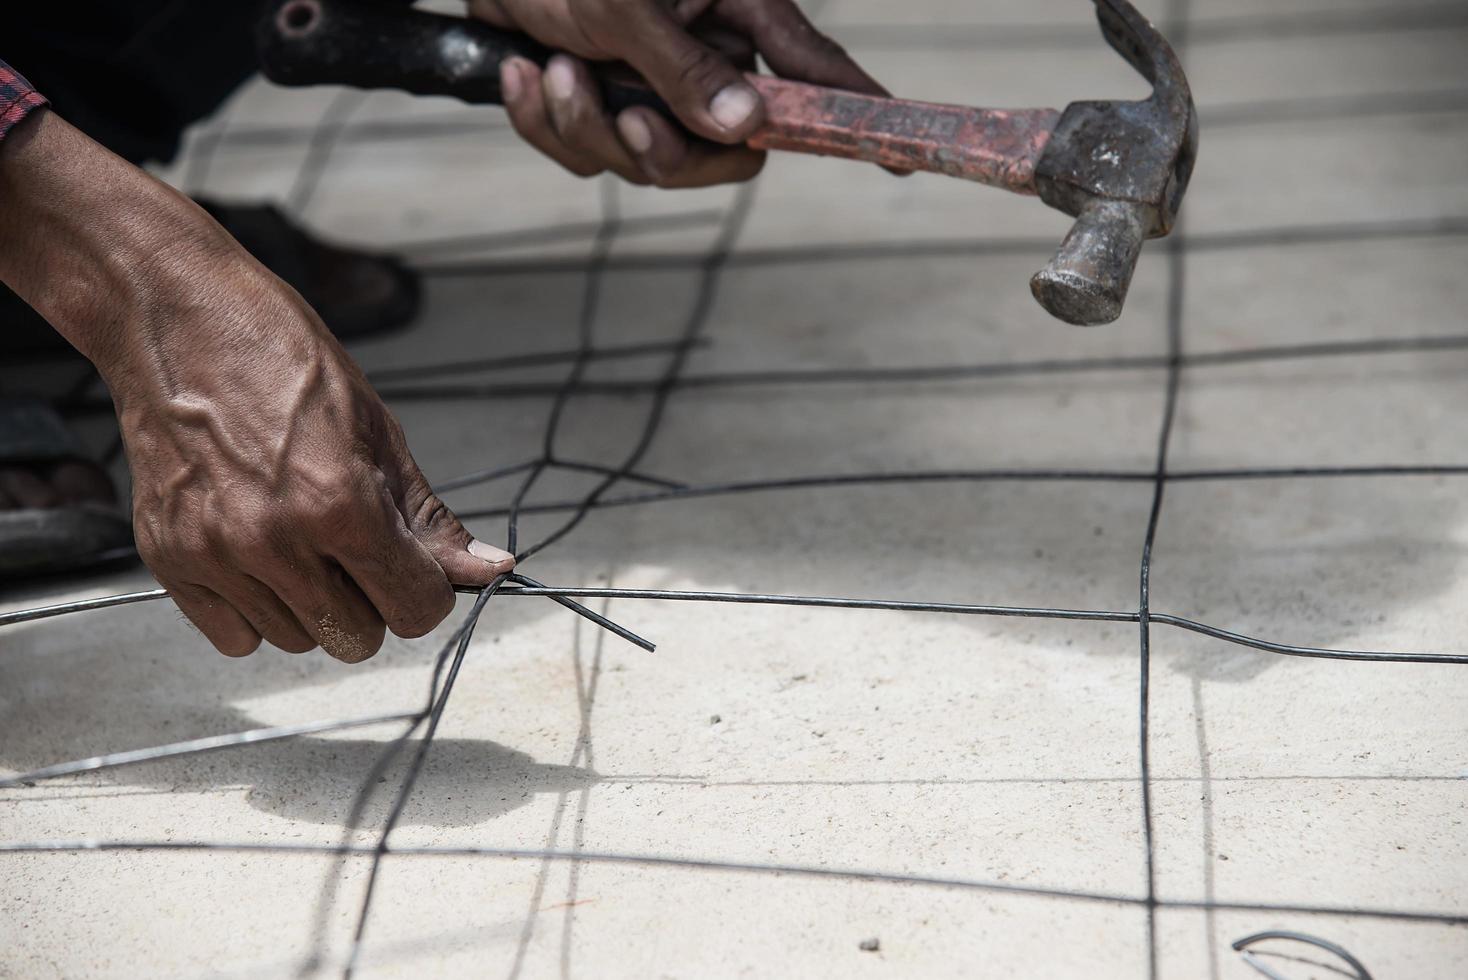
[0,109,514,661]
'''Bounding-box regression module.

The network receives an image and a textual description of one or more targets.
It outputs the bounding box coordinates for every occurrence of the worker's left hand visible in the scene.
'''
[0,110,517,663]
[467,0,892,187]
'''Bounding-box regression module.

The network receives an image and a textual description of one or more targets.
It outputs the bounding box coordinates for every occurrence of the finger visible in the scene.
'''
[721,0,885,96]
[716,0,910,176]
[697,27,757,68]
[331,493,457,641]
[169,582,261,658]
[579,1,763,143]
[616,106,765,188]
[263,559,387,664]
[212,574,316,654]
[544,55,651,184]
[501,57,604,178]
[397,470,513,587]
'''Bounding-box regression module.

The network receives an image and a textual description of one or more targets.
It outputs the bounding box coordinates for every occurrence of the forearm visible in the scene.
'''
[0,67,510,662]
[0,108,246,376]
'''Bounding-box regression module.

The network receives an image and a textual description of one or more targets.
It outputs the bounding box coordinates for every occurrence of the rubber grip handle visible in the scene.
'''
[256,0,668,115]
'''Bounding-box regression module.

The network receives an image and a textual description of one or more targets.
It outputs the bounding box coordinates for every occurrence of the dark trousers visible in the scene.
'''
[6,1,261,166]
[3,1,262,353]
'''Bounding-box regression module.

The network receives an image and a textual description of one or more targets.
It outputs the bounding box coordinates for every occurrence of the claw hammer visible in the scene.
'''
[256,0,1197,325]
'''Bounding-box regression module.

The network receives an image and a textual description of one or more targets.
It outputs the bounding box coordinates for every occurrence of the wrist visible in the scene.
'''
[0,110,250,374]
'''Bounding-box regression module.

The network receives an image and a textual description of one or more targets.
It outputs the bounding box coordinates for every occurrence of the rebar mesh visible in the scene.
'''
[2,2,1466,977]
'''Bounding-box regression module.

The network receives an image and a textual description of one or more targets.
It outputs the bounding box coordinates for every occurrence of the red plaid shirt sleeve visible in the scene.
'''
[0,60,47,142]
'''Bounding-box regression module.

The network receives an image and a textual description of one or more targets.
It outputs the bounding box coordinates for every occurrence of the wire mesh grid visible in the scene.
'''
[3,1,1468,977]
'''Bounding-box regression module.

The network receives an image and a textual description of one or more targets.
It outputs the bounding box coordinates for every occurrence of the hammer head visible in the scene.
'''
[1029,0,1198,325]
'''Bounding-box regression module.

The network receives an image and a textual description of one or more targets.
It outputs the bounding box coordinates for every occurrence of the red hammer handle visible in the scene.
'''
[747,76,1059,195]
[257,0,1059,197]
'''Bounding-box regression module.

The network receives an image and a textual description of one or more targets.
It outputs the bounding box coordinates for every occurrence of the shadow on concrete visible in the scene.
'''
[3,275,1466,827]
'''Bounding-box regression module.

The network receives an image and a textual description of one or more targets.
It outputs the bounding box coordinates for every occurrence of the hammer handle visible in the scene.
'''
[257,0,662,113]
[257,0,1057,194]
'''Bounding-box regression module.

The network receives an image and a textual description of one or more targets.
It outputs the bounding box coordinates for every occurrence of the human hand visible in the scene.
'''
[0,111,513,662]
[117,259,513,662]
[467,0,892,186]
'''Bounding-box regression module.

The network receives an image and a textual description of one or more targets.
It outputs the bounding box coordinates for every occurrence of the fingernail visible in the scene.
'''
[545,55,575,104]
[617,112,653,154]
[500,59,523,102]
[709,83,758,131]
[469,538,515,568]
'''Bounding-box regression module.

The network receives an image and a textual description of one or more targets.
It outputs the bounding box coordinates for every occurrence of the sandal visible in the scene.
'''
[0,398,135,580]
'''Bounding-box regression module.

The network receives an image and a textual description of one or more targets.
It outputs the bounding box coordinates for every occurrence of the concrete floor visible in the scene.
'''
[3,0,1468,977]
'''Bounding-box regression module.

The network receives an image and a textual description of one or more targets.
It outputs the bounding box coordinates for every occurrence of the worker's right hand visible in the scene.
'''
[0,110,514,662]
[468,0,893,187]
[116,246,515,662]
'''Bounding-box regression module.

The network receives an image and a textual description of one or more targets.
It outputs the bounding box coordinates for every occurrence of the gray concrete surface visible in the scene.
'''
[3,0,1468,977]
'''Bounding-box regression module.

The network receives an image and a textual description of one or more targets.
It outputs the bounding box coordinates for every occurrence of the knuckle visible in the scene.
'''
[220,524,276,567]
[133,529,169,571]
[315,610,385,665]
[238,600,278,633]
[411,492,454,534]
[272,632,317,655]
[244,603,306,650]
[315,488,361,529]
[173,537,220,575]
[671,45,728,95]
[811,32,849,61]
[390,590,454,640]
[560,157,604,179]
[292,483,366,539]
[326,633,384,665]
[218,633,261,658]
[617,165,653,186]
[135,519,202,574]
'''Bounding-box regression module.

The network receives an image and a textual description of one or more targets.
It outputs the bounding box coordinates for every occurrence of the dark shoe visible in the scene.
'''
[0,398,134,579]
[198,199,422,339]
[0,200,423,355]
[0,284,73,357]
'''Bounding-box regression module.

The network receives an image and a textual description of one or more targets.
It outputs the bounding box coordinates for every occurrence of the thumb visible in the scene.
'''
[592,3,763,143]
[400,471,515,586]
